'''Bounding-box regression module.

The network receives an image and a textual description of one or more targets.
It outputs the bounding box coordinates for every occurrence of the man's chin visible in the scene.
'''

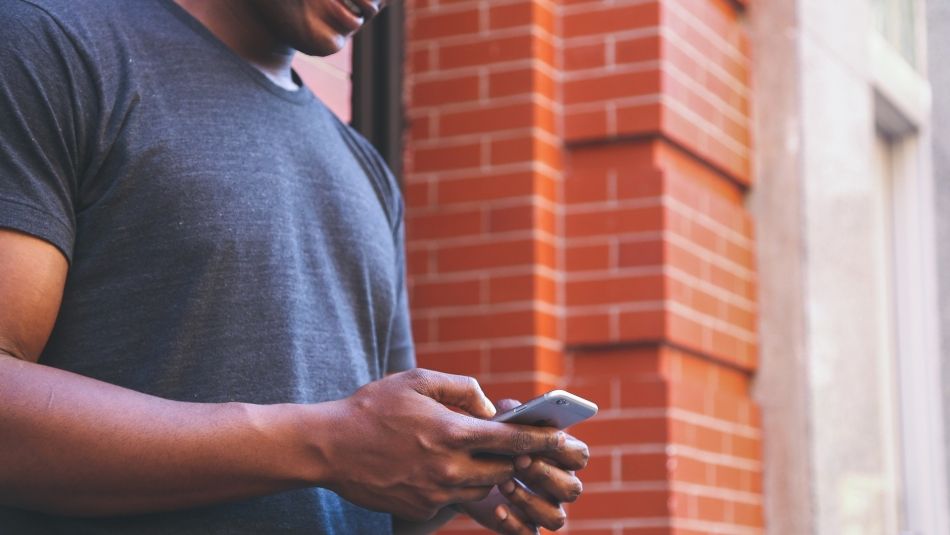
[296,34,349,57]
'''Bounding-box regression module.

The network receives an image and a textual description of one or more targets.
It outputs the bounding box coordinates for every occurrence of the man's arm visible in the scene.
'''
[0,229,574,518]
[0,228,329,515]
[0,353,324,515]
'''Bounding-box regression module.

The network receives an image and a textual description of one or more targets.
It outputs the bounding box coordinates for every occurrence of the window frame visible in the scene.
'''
[350,3,406,182]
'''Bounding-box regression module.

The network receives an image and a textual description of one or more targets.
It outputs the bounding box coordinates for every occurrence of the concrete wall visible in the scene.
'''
[930,0,950,515]
[747,0,813,533]
[798,2,904,534]
[752,0,907,533]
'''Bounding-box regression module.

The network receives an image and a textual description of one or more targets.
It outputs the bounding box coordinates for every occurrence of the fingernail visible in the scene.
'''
[557,431,566,447]
[502,480,516,494]
[495,505,508,520]
[516,455,532,469]
[484,397,497,417]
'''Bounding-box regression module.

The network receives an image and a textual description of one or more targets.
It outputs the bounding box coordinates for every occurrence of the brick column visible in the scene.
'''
[404,0,562,404]
[403,0,762,533]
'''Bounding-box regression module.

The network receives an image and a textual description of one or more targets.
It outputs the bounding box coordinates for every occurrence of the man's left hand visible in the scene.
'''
[459,399,590,534]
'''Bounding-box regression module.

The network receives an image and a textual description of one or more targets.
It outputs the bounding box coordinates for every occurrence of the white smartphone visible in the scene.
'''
[492,390,598,429]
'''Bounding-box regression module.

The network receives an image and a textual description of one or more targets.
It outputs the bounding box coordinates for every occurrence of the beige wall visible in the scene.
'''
[931,1,950,515]
[752,0,948,533]
[292,43,352,122]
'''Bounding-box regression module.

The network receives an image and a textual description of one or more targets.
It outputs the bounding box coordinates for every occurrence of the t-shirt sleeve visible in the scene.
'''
[0,3,97,262]
[387,219,416,374]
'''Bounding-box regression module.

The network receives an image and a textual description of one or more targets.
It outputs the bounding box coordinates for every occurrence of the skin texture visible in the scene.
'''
[0,0,592,532]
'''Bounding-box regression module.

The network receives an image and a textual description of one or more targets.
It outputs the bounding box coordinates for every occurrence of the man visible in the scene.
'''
[0,0,590,533]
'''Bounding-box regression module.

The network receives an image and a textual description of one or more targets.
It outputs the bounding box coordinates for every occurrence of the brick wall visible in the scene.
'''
[403,0,762,533]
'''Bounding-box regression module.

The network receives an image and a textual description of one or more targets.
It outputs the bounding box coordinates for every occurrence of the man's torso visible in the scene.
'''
[0,0,411,532]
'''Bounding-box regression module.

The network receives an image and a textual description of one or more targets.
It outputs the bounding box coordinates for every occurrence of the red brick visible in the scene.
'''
[489,345,563,376]
[487,204,533,233]
[563,3,660,37]
[565,204,664,238]
[440,102,536,137]
[488,2,532,30]
[669,455,711,486]
[411,74,480,107]
[489,67,555,100]
[617,34,662,65]
[436,238,536,272]
[565,172,610,204]
[565,41,607,71]
[565,107,608,141]
[618,238,665,267]
[567,274,665,306]
[416,348,483,376]
[565,312,611,345]
[570,489,670,519]
[618,377,668,408]
[616,101,663,135]
[565,69,662,105]
[438,34,534,69]
[566,242,612,272]
[617,168,665,200]
[410,278,482,308]
[488,274,557,304]
[733,501,764,526]
[412,8,480,40]
[412,142,481,173]
[573,417,668,447]
[571,347,662,377]
[410,316,430,344]
[406,209,483,240]
[618,309,666,340]
[437,308,536,342]
[621,453,668,482]
[696,495,728,522]
[581,452,614,484]
[436,172,536,205]
[406,248,430,276]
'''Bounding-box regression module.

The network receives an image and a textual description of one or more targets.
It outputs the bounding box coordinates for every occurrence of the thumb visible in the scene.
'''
[496,399,522,412]
[407,368,497,419]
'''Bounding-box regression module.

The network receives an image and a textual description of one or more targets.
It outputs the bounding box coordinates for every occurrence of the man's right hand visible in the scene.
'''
[312,369,568,522]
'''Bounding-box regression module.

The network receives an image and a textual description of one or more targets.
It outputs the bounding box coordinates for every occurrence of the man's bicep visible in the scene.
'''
[0,228,67,363]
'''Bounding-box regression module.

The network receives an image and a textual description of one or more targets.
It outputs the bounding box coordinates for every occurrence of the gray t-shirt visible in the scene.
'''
[0,0,414,532]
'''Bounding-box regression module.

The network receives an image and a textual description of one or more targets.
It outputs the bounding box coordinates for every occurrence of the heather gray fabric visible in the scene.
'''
[0,0,414,532]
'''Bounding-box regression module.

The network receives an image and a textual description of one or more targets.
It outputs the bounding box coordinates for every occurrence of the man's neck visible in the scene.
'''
[174,0,298,90]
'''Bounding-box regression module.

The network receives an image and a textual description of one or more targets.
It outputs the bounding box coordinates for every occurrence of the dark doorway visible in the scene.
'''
[351,3,405,180]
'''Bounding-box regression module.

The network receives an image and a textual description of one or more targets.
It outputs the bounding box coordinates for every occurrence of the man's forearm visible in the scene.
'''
[0,354,330,517]
[393,507,458,535]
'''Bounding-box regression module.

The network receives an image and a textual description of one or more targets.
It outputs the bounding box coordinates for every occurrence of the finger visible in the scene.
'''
[465,420,564,456]
[531,433,590,471]
[406,368,496,419]
[496,398,522,412]
[494,504,539,535]
[514,456,583,503]
[500,480,567,531]
[448,485,495,505]
[452,456,516,487]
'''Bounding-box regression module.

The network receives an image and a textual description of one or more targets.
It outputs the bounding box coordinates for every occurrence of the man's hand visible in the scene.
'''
[459,399,590,534]
[315,369,570,522]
